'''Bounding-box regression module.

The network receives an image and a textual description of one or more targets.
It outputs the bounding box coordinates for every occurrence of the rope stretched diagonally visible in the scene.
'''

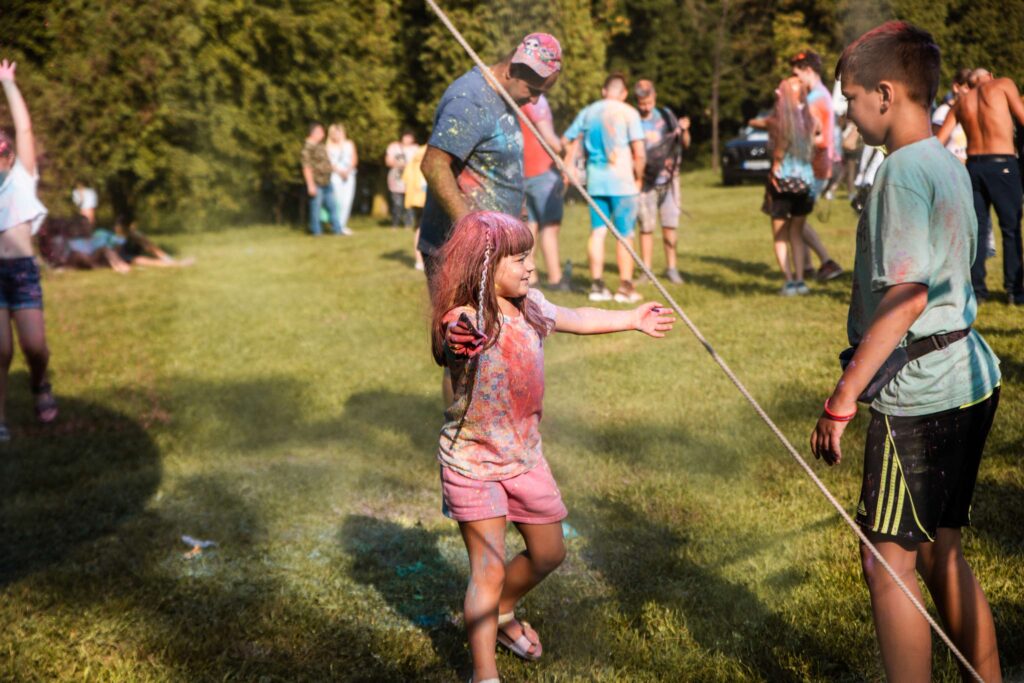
[422,1,987,680]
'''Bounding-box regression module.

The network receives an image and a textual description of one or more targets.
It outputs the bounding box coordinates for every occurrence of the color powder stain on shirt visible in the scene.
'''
[438,289,557,481]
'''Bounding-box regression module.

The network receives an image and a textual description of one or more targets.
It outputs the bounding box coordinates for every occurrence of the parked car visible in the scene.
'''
[721,124,770,186]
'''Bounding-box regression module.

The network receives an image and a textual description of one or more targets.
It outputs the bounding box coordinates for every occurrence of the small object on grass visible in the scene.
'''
[181,535,217,559]
[561,522,579,540]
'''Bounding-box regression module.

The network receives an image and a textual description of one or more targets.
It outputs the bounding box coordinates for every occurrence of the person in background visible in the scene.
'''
[385,132,418,228]
[301,122,345,237]
[401,142,428,271]
[634,78,690,285]
[327,122,357,236]
[521,93,569,290]
[564,73,646,303]
[72,181,98,226]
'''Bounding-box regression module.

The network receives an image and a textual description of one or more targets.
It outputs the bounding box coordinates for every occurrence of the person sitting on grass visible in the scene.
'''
[812,22,1003,683]
[0,58,56,438]
[430,211,674,683]
[100,217,196,271]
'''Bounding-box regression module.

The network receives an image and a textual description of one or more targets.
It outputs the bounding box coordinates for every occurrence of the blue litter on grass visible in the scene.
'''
[396,561,427,577]
[562,522,579,540]
[413,613,447,628]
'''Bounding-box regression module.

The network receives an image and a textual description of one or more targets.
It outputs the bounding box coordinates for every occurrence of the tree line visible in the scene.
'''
[1,0,1021,231]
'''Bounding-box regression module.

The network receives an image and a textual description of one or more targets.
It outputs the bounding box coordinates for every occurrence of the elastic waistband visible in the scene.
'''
[966,154,1017,163]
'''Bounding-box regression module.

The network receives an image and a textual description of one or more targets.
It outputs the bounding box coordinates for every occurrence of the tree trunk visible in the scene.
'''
[710,0,729,174]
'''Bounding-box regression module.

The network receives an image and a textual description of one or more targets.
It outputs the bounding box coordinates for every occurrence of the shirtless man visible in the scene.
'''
[938,69,1024,303]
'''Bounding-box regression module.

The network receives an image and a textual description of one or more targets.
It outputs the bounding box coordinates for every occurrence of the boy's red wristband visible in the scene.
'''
[822,398,857,422]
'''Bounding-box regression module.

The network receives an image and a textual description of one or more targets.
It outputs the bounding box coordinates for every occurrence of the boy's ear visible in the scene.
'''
[877,80,895,113]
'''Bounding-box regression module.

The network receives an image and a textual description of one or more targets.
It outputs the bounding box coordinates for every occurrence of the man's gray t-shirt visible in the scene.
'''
[849,137,1000,416]
[418,67,525,255]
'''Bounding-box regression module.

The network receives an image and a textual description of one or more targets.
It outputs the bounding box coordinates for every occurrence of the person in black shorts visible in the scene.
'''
[814,23,1003,682]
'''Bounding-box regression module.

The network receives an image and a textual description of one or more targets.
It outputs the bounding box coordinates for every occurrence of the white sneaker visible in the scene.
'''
[588,280,613,301]
[613,281,643,303]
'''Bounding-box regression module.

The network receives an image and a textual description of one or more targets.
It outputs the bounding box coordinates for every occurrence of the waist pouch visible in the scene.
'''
[839,328,971,403]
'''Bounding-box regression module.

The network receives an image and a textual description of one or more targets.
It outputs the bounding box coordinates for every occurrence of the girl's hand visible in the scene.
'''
[633,302,675,338]
[0,60,16,82]
[446,313,488,357]
[810,396,856,465]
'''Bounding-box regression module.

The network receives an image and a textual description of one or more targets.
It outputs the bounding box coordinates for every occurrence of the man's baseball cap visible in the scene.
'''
[511,33,562,79]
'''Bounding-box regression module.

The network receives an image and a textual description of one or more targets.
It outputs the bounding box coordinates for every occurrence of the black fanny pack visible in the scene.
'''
[839,328,971,403]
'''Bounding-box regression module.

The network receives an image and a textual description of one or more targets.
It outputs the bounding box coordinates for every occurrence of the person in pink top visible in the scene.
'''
[430,211,674,683]
[520,94,569,290]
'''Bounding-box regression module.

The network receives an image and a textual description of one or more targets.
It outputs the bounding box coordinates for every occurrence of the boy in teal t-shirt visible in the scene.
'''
[811,22,1002,682]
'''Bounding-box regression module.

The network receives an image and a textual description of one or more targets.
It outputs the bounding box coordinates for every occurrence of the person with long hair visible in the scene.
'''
[431,211,674,683]
[0,59,56,439]
[762,76,818,295]
[326,122,357,235]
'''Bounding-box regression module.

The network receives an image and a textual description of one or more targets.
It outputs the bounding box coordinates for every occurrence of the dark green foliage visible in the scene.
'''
[0,0,1021,230]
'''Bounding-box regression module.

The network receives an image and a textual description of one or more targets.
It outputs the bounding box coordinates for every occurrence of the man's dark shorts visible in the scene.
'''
[0,257,44,311]
[856,388,1000,544]
[524,169,564,226]
[761,182,814,219]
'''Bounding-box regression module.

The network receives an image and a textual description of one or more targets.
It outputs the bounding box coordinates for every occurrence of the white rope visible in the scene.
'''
[422,1,987,680]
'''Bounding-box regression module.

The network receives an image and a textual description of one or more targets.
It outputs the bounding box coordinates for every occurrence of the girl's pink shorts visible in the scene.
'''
[440,457,568,524]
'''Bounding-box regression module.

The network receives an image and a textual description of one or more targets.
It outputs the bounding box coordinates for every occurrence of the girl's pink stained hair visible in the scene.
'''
[430,211,549,366]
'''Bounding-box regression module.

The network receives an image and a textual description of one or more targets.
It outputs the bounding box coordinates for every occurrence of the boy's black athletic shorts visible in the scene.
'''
[856,387,1000,543]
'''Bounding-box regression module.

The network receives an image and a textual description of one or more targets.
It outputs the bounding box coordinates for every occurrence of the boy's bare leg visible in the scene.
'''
[459,517,507,682]
[861,536,932,683]
[588,228,607,281]
[917,528,1002,682]
[616,238,635,284]
[663,227,679,271]
[538,223,562,284]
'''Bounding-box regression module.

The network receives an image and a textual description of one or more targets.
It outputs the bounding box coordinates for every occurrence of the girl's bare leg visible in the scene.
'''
[497,521,565,652]
[459,517,507,683]
[789,215,807,283]
[0,310,13,423]
[771,218,792,281]
[12,308,52,420]
[539,224,562,284]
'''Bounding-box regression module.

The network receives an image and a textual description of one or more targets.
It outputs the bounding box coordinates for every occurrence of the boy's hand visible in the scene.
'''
[447,313,488,357]
[0,60,16,82]
[634,302,675,338]
[810,395,857,465]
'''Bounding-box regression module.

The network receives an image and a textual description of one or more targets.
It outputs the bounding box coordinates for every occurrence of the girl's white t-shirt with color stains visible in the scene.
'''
[0,159,47,234]
[438,288,558,481]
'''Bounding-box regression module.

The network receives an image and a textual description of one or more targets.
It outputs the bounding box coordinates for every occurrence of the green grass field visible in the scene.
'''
[2,170,1021,682]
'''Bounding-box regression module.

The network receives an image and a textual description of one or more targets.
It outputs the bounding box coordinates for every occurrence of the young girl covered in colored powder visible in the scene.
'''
[0,59,55,440]
[430,211,674,683]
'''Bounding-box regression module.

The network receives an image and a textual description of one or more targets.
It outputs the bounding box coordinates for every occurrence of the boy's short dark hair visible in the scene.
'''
[953,68,972,87]
[790,50,823,76]
[835,21,940,108]
[604,72,628,91]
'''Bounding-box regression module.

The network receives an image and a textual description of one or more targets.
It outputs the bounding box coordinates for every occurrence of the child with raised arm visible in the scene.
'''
[811,23,1002,683]
[431,211,673,683]
[0,59,55,439]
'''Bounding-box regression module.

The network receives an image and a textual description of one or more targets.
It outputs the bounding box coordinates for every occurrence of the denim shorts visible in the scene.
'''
[0,257,44,311]
[524,168,565,225]
[588,194,639,237]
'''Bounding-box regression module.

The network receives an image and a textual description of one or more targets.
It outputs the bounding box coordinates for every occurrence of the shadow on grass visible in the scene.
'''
[0,387,161,586]
[341,514,468,674]
[692,254,850,302]
[576,497,859,681]
[380,248,417,269]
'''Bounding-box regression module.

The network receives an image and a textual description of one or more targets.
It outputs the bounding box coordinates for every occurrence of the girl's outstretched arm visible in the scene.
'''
[0,60,36,175]
[553,301,675,338]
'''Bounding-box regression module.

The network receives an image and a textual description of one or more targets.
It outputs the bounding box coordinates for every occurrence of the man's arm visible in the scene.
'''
[810,282,928,465]
[0,60,36,175]
[630,139,646,191]
[421,145,470,222]
[533,117,562,155]
[679,116,691,150]
[936,103,959,145]
[1001,78,1024,126]
[301,165,316,197]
